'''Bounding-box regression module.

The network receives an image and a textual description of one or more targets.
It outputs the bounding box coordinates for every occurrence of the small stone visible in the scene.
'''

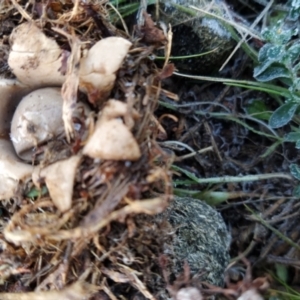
[157,0,234,74]
[160,196,231,287]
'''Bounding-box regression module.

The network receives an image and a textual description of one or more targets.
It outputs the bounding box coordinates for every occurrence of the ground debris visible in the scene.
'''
[2,0,297,298]
[0,0,173,298]
[0,281,98,300]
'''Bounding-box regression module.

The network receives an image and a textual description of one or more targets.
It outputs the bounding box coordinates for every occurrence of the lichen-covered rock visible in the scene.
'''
[157,0,234,74]
[96,196,230,299]
[161,196,231,287]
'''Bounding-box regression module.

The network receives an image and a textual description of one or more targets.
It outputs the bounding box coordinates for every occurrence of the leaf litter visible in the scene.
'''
[0,1,174,298]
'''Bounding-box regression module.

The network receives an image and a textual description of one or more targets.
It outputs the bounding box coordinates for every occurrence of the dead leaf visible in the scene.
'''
[157,63,175,80]
[61,34,81,142]
[140,12,166,44]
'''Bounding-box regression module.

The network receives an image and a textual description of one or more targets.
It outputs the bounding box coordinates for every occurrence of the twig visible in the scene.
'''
[219,0,274,70]
[173,165,294,183]
[245,205,300,252]
[175,146,213,161]
[189,5,261,40]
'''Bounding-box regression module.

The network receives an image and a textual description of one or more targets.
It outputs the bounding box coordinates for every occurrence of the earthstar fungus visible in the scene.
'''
[10,88,65,162]
[83,99,141,161]
[79,37,132,105]
[0,80,35,199]
[33,155,81,212]
[8,22,66,87]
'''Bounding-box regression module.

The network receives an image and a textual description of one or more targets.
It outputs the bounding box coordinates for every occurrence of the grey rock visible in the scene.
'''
[160,196,231,287]
[156,0,234,74]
